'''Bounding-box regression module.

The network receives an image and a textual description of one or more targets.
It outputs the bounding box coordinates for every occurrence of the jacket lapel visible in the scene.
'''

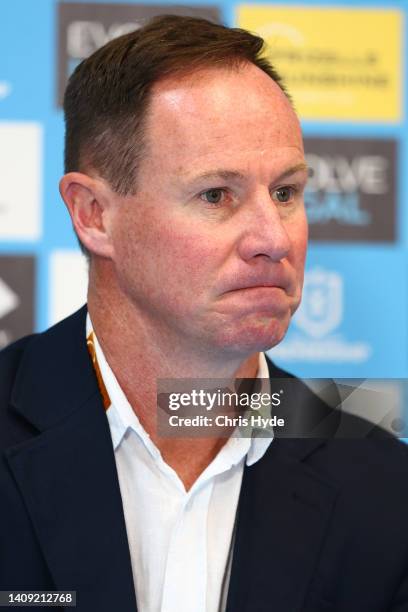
[226,439,339,612]
[226,360,340,612]
[5,307,137,612]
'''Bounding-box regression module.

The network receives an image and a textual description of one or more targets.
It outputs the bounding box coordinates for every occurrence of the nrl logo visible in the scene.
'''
[294,267,343,338]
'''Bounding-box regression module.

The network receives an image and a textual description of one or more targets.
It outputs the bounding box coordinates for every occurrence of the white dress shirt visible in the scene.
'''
[87,316,273,612]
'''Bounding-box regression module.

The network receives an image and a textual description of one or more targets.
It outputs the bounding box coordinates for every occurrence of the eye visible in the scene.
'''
[200,188,225,205]
[273,186,295,204]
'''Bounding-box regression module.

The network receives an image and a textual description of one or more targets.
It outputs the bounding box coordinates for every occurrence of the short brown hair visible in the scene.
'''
[63,14,288,197]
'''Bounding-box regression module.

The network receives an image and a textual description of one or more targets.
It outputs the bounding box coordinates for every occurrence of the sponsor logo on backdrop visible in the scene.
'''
[304,138,396,242]
[0,81,12,100]
[294,268,342,338]
[237,6,402,121]
[0,278,19,320]
[49,250,89,326]
[0,256,35,350]
[57,2,220,105]
[272,267,371,363]
[0,122,42,240]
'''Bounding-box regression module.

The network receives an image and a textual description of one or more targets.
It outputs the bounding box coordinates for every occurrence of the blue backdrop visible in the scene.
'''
[1,1,407,428]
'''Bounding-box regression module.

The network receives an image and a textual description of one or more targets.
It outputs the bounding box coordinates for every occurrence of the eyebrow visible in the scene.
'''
[185,163,309,185]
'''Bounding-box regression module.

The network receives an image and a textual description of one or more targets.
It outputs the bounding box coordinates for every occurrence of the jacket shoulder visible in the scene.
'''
[0,305,88,446]
[0,306,88,389]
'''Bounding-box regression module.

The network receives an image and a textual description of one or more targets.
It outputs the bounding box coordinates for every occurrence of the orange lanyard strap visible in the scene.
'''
[87,332,111,411]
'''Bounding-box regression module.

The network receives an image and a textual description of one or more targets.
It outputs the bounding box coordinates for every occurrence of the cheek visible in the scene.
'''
[116,209,223,294]
[151,224,226,318]
[159,227,219,285]
[286,216,308,299]
[287,220,308,266]
[297,235,308,270]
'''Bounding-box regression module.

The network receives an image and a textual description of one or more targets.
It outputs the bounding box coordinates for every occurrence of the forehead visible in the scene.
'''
[142,63,304,175]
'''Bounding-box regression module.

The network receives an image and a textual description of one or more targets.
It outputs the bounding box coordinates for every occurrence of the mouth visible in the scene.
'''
[233,283,285,290]
[221,267,295,294]
[224,286,286,301]
[224,280,291,295]
[221,284,290,305]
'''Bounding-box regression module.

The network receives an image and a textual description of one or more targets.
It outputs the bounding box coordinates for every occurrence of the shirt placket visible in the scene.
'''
[160,481,213,612]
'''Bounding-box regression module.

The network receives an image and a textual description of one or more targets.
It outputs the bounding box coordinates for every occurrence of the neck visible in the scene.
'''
[87,263,260,490]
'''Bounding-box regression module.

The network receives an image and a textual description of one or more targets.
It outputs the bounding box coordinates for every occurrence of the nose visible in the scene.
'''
[237,189,292,262]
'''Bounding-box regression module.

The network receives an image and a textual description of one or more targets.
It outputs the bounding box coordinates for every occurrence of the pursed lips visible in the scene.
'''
[225,285,289,302]
[223,275,295,294]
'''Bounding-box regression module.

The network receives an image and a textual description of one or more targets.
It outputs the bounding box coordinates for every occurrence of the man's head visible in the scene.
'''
[60,15,308,358]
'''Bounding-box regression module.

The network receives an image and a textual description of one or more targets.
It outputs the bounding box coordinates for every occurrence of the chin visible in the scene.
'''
[215,314,290,355]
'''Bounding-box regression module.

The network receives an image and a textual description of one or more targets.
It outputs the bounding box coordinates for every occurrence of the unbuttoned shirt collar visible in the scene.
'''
[86,315,273,476]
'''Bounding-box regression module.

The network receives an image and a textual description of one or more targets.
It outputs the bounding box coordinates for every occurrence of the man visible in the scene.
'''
[0,15,407,612]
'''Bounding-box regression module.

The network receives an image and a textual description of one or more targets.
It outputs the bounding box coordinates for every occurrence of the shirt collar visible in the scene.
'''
[86,314,273,467]
[246,351,273,466]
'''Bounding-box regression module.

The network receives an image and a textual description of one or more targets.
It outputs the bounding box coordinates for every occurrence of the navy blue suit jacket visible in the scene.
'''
[1,306,408,611]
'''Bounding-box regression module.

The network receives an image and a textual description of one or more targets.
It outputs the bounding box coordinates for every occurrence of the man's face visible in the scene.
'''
[109,63,308,357]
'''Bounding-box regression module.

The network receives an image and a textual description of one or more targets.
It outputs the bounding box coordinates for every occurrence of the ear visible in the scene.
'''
[59,172,114,258]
